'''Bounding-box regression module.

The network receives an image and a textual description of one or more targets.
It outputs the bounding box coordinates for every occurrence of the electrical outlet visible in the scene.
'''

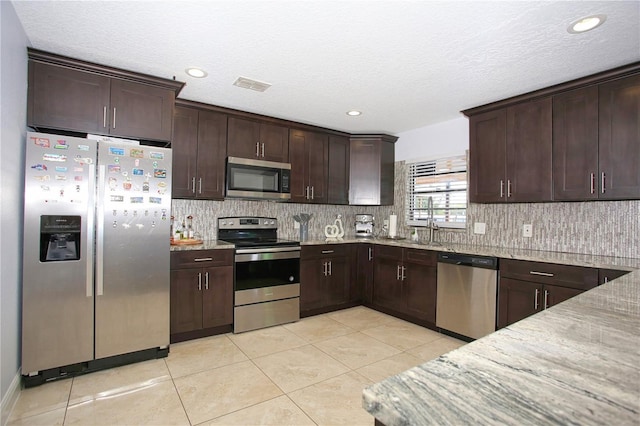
[474,222,486,235]
[294,221,300,229]
[523,224,533,238]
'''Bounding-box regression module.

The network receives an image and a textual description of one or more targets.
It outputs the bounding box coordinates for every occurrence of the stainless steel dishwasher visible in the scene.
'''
[436,252,498,340]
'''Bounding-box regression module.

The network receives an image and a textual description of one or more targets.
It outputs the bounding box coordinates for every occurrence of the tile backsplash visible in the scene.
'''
[172,161,639,259]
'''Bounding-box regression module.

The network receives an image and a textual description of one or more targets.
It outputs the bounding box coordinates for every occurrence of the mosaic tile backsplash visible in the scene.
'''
[172,161,639,259]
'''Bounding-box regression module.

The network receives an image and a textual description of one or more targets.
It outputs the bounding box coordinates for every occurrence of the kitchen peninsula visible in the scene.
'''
[363,262,640,425]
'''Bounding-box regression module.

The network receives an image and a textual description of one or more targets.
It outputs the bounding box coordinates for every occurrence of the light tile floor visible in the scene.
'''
[7,307,466,426]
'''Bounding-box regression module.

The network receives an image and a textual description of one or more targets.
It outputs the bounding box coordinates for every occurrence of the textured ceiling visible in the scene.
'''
[11,0,640,135]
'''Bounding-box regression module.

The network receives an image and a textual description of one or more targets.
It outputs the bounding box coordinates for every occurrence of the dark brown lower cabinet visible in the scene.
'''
[170,249,233,342]
[498,259,598,329]
[599,268,630,285]
[356,243,374,305]
[300,245,353,316]
[372,245,437,327]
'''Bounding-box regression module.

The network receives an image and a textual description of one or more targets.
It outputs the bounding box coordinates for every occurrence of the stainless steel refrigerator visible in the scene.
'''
[22,131,172,382]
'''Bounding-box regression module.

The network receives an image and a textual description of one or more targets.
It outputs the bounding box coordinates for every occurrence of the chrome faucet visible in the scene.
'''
[427,196,439,244]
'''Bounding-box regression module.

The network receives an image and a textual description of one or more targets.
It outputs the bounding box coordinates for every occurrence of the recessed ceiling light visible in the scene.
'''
[346,110,362,116]
[185,67,208,78]
[568,14,607,34]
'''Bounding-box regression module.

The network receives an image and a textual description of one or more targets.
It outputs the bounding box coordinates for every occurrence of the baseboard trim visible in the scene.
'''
[1,369,22,426]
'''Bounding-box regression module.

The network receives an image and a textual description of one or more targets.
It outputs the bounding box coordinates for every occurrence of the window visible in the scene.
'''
[406,153,467,229]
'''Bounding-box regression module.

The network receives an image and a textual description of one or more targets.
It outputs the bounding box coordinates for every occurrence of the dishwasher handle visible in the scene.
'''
[437,252,498,270]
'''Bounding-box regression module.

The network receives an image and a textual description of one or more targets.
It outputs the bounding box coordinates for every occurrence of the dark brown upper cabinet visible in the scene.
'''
[349,135,397,206]
[468,97,552,203]
[27,49,183,143]
[289,129,328,204]
[552,86,599,200]
[172,102,227,200]
[227,117,289,163]
[598,74,640,199]
[327,135,350,205]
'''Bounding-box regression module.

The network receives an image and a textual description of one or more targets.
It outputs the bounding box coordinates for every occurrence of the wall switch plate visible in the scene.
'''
[474,222,486,235]
[383,219,389,230]
[294,221,300,229]
[523,224,533,238]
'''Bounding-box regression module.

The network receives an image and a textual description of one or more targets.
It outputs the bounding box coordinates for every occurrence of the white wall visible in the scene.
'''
[395,116,469,162]
[1,0,29,416]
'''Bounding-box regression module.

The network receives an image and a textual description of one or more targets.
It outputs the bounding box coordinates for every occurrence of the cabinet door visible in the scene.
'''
[468,109,507,202]
[227,117,261,159]
[599,74,640,199]
[553,86,599,201]
[306,132,328,204]
[599,268,629,285]
[349,138,381,205]
[543,285,583,309]
[28,61,111,134]
[170,269,203,334]
[172,106,199,198]
[289,130,309,202]
[328,135,350,205]
[300,258,325,312]
[497,278,540,329]
[356,244,374,304]
[404,262,437,323]
[201,266,233,329]
[373,256,403,311]
[260,123,289,163]
[196,110,227,199]
[109,79,174,141]
[506,97,553,202]
[326,257,350,306]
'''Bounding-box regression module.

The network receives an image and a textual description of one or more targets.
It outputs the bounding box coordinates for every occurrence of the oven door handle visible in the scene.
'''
[235,249,301,262]
[235,246,301,255]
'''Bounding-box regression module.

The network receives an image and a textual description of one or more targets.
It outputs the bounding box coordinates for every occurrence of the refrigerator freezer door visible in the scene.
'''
[22,132,96,374]
[95,143,171,358]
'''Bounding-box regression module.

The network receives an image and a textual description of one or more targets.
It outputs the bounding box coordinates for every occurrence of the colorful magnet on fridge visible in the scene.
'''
[153,169,167,178]
[130,148,144,158]
[43,153,67,162]
[32,137,50,148]
[31,164,48,171]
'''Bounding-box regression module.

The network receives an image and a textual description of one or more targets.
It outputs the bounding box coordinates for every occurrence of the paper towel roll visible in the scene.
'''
[388,214,397,238]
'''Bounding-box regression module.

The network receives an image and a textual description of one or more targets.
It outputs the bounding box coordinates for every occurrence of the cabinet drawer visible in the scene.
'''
[302,244,347,259]
[171,249,233,269]
[405,249,437,266]
[500,259,598,290]
[374,245,403,260]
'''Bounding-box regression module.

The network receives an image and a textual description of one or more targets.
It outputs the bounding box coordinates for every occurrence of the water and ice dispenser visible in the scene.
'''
[39,215,81,262]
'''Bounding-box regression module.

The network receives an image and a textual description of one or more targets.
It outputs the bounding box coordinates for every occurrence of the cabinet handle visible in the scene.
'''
[191,177,196,194]
[543,289,549,309]
[534,288,539,310]
[261,142,265,158]
[500,180,504,198]
[256,142,260,157]
[311,186,314,200]
[401,266,406,281]
[194,257,213,262]
[530,271,554,277]
[328,261,332,276]
[112,107,117,129]
[590,173,595,194]
[322,261,327,276]
[205,272,209,290]
[507,179,512,198]
[198,178,203,194]
[198,272,202,291]
[396,265,401,281]
[368,247,373,261]
[601,172,606,194]
[103,106,107,128]
[321,250,334,254]
[305,186,309,200]
[603,276,609,284]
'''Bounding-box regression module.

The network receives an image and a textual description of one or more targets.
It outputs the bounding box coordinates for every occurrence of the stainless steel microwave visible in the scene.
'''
[226,157,291,201]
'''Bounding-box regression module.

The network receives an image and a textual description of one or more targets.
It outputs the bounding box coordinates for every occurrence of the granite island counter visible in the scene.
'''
[362,267,640,425]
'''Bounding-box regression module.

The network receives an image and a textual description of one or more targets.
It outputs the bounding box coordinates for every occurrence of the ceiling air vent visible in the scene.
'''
[233,76,271,92]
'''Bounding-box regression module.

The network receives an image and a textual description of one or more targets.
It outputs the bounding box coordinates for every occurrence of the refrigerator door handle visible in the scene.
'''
[86,165,96,297]
[96,164,106,296]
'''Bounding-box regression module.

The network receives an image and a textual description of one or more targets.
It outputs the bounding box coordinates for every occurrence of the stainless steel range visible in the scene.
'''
[218,217,300,333]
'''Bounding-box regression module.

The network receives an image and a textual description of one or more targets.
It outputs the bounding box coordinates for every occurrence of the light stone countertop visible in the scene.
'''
[169,239,234,251]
